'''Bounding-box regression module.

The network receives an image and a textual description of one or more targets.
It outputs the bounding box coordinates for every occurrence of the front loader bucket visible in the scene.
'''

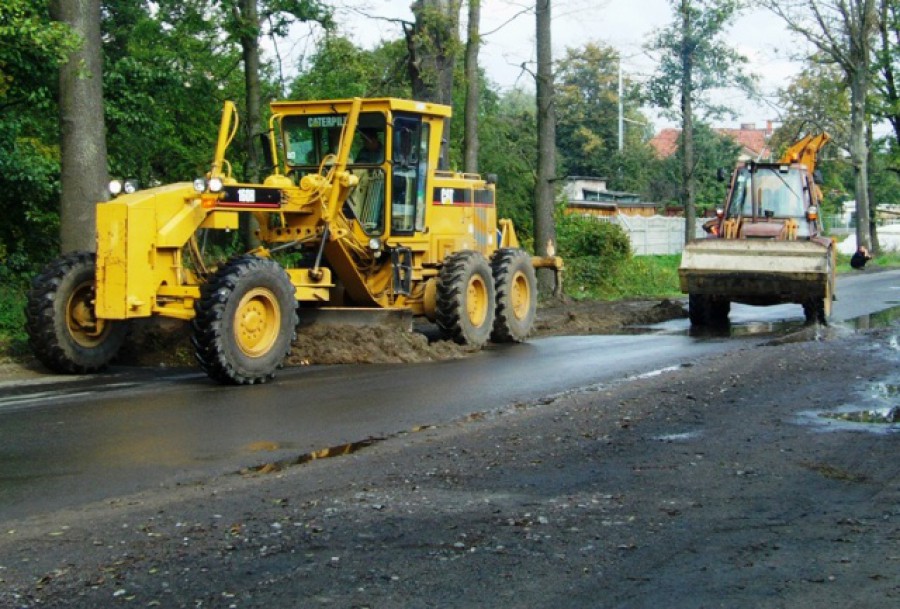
[679,239,832,305]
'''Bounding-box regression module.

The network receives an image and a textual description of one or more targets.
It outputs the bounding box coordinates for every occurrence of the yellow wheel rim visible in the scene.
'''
[234,288,281,358]
[510,270,531,321]
[466,274,489,328]
[65,280,107,347]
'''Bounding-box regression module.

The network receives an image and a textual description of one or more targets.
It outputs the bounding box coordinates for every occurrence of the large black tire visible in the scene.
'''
[688,293,709,326]
[688,293,730,327]
[436,251,496,347]
[491,248,537,343]
[25,251,127,373]
[192,256,298,385]
[803,298,827,325]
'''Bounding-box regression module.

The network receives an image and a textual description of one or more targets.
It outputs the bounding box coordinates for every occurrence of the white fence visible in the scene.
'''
[604,215,707,256]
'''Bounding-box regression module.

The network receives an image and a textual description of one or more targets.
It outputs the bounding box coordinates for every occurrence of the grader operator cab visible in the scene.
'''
[26,97,561,384]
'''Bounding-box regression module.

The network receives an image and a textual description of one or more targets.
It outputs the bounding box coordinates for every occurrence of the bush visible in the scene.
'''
[556,214,633,298]
[556,213,631,261]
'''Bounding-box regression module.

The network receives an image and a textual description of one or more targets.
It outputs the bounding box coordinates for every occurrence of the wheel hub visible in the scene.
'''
[466,275,489,327]
[510,271,530,320]
[235,288,281,357]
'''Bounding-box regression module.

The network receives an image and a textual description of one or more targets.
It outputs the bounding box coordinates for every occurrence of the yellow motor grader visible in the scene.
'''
[26,97,561,384]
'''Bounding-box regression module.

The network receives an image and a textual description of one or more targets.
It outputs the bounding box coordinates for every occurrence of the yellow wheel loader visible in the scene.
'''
[679,133,835,326]
[26,98,562,384]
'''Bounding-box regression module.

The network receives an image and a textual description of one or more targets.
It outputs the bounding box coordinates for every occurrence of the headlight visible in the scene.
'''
[368,238,382,252]
[208,177,224,193]
[109,180,123,196]
[193,178,207,193]
[123,179,139,194]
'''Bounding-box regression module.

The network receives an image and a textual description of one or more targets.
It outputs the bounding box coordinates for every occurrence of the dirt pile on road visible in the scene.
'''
[4,297,687,375]
[283,298,685,366]
[286,324,479,366]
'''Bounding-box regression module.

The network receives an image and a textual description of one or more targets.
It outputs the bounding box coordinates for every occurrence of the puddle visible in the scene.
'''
[799,370,900,434]
[818,407,900,424]
[241,438,383,474]
[652,431,703,442]
[845,304,900,331]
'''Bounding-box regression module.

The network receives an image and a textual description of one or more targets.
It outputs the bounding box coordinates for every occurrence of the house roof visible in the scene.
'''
[649,123,773,160]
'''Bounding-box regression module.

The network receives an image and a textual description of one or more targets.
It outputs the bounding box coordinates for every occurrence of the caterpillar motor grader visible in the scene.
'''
[26,97,561,384]
[679,133,835,326]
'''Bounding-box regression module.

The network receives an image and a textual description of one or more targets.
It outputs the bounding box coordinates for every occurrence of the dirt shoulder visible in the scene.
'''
[1,322,897,608]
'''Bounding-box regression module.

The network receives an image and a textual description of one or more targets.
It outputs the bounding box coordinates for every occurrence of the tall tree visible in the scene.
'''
[873,0,899,167]
[554,42,654,192]
[463,0,481,173]
[765,0,879,252]
[646,0,753,242]
[404,0,462,168]
[0,0,78,267]
[534,0,558,296]
[50,0,108,253]
[223,0,332,182]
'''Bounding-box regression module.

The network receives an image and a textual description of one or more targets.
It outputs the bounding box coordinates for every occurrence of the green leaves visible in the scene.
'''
[645,0,756,120]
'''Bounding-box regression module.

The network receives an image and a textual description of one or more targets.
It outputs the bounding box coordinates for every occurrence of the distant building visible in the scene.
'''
[563,176,657,218]
[649,122,774,161]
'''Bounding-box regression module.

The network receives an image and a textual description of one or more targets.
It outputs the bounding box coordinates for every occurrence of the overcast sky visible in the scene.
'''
[284,0,809,131]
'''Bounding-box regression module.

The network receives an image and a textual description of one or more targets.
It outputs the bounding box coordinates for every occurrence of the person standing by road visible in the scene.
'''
[850,245,872,269]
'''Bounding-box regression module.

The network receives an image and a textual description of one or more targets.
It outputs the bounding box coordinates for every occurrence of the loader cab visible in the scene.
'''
[723,164,817,238]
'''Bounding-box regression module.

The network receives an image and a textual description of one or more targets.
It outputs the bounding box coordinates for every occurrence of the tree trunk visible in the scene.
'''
[405,0,461,170]
[848,0,873,253]
[680,0,696,243]
[534,0,558,296]
[50,0,108,253]
[463,0,480,174]
[866,120,879,252]
[235,0,261,248]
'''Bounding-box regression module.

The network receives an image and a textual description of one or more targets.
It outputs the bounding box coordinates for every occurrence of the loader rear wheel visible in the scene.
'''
[192,256,298,385]
[491,248,536,343]
[25,251,127,373]
[436,251,496,347]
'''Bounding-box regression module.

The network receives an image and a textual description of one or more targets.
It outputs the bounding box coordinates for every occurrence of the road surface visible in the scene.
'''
[1,270,898,524]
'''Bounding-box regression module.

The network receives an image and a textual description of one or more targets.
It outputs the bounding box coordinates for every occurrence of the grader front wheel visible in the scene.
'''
[192,256,298,385]
[25,252,127,373]
[436,251,496,347]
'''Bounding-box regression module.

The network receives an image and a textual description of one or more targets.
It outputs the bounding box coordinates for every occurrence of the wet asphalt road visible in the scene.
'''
[1,270,898,524]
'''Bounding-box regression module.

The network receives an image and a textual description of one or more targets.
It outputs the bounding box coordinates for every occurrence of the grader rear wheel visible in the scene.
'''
[491,248,537,343]
[192,256,298,385]
[436,251,496,347]
[25,252,127,373]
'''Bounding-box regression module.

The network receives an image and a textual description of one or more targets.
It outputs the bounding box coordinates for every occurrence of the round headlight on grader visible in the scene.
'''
[26,97,562,384]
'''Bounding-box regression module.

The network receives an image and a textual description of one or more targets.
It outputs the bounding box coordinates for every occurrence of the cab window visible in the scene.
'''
[391,116,430,234]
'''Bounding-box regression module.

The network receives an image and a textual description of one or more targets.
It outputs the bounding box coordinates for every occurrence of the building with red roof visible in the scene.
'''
[649,122,774,161]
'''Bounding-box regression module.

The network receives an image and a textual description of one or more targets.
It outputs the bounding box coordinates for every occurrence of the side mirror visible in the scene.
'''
[813,170,823,185]
[486,173,498,185]
[717,167,728,182]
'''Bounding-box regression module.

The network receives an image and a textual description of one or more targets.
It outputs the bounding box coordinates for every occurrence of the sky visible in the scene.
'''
[281,0,810,132]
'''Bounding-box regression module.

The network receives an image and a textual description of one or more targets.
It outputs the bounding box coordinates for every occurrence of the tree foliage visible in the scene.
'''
[554,42,656,194]
[765,0,879,250]
[648,122,741,212]
[646,0,754,241]
[646,0,754,120]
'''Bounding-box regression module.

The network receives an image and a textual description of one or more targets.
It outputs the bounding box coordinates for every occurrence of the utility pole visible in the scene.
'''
[618,60,624,152]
